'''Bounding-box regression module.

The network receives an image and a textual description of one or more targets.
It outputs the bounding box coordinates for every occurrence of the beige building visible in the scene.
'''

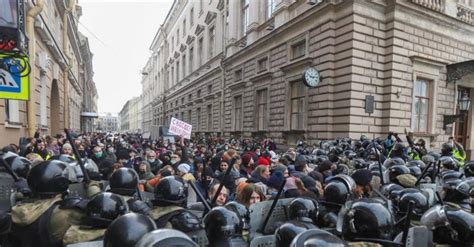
[119,96,141,133]
[97,112,119,133]
[146,0,474,156]
[0,0,96,146]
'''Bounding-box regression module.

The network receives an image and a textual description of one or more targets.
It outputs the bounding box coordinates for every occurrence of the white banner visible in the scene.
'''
[169,117,192,139]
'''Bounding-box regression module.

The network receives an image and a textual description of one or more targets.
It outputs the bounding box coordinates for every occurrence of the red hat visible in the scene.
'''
[257,156,270,166]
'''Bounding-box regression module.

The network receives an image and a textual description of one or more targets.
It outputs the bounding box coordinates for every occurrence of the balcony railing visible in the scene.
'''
[410,0,474,25]
[457,3,474,24]
[411,0,443,12]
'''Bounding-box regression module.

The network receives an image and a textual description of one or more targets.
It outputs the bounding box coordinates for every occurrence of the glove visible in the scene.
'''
[14,178,32,197]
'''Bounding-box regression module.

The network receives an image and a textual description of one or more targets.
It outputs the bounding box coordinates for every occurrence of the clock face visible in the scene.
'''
[303,67,320,87]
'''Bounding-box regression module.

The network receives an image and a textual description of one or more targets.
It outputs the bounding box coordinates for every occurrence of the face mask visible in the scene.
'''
[148,159,156,163]
[108,148,114,153]
[171,159,179,165]
[256,152,261,156]
[95,152,103,158]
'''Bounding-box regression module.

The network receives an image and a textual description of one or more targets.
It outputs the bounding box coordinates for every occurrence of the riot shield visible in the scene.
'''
[66,240,103,247]
[250,235,275,247]
[187,229,208,247]
[0,172,15,212]
[249,198,293,235]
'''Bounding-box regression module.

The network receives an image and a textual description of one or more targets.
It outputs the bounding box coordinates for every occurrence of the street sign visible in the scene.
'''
[169,117,192,139]
[0,53,29,100]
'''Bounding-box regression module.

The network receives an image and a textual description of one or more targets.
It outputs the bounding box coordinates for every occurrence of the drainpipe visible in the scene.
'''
[63,0,76,130]
[26,0,45,137]
[219,0,228,137]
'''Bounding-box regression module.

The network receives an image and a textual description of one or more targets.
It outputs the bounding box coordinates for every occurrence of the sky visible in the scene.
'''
[78,0,174,114]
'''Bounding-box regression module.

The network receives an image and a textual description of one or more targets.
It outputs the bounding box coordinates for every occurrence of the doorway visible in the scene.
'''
[454,87,470,152]
[50,79,60,135]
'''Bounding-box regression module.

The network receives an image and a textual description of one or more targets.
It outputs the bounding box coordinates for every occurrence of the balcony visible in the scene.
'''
[410,0,474,25]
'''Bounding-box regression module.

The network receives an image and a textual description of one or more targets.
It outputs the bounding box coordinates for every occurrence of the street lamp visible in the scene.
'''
[443,91,471,130]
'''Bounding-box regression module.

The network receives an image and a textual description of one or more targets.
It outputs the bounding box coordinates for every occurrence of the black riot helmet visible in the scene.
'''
[324,175,355,205]
[290,229,348,247]
[4,155,31,178]
[406,160,426,170]
[109,168,139,196]
[337,199,395,241]
[386,165,410,183]
[407,165,422,178]
[352,158,367,170]
[464,161,474,177]
[440,156,460,171]
[275,222,308,247]
[442,170,464,181]
[443,179,471,205]
[396,189,429,219]
[420,205,474,245]
[204,207,246,247]
[383,158,405,168]
[379,183,404,200]
[84,192,129,228]
[153,175,187,207]
[288,198,319,225]
[225,201,250,232]
[441,143,454,156]
[27,160,72,197]
[103,213,157,247]
[49,154,75,163]
[135,229,199,247]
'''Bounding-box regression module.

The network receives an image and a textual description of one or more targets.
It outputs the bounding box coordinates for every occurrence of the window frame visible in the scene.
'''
[233,95,243,131]
[241,0,249,36]
[288,81,306,130]
[412,78,433,134]
[256,88,269,131]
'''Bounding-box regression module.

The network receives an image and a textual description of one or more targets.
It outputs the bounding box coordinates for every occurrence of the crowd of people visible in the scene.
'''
[0,130,473,246]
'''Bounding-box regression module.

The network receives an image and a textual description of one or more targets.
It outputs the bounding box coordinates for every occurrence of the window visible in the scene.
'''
[234,69,243,81]
[197,89,201,98]
[198,37,204,66]
[4,99,20,124]
[207,105,212,130]
[176,61,180,82]
[183,19,186,36]
[413,79,431,133]
[196,107,201,130]
[180,111,184,121]
[171,37,174,50]
[257,89,268,130]
[189,47,194,72]
[241,0,249,35]
[190,8,194,26]
[40,75,48,126]
[188,94,192,102]
[207,85,212,94]
[291,40,306,60]
[182,54,186,76]
[181,98,184,105]
[177,29,180,44]
[208,26,215,58]
[233,96,243,130]
[171,65,174,86]
[290,81,305,130]
[188,110,192,123]
[266,0,275,19]
[258,57,268,72]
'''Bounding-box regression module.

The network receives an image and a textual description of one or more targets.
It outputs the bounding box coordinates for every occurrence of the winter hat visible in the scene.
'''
[241,154,253,166]
[308,171,324,184]
[272,164,287,174]
[300,175,317,192]
[351,169,373,186]
[257,156,270,166]
[62,143,72,151]
[178,163,191,174]
[318,160,333,173]
[204,166,214,178]
[396,174,417,188]
[284,176,298,191]
[267,171,284,189]
[295,155,307,168]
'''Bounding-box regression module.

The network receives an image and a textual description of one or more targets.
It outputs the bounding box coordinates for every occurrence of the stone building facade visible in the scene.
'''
[142,0,474,155]
[97,113,119,133]
[119,96,141,133]
[0,0,96,146]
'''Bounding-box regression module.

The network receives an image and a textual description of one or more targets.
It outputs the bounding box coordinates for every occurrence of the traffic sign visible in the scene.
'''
[0,53,29,100]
